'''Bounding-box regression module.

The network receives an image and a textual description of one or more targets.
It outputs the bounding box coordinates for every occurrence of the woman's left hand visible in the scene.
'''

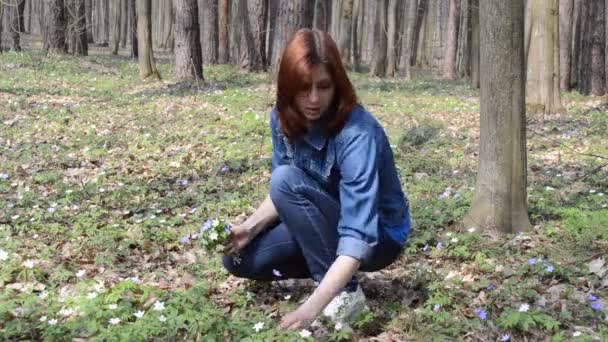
[280,306,318,330]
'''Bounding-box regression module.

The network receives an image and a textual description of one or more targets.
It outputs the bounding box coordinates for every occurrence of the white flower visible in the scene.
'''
[108,317,121,325]
[47,207,56,213]
[152,301,165,311]
[299,329,312,338]
[284,294,292,300]
[450,238,459,243]
[209,231,219,241]
[335,322,344,331]
[158,315,167,322]
[39,291,49,299]
[446,232,453,237]
[48,318,58,325]
[134,310,145,318]
[253,321,264,332]
[11,215,20,220]
[108,304,118,310]
[518,303,530,312]
[39,315,48,322]
[572,331,582,337]
[467,227,477,233]
[23,260,35,269]
[75,269,86,278]
[129,276,141,283]
[590,189,596,194]
[86,292,98,300]
[58,308,75,317]
[0,249,9,261]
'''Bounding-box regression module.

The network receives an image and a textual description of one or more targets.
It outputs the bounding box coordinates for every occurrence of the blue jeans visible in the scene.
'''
[222,165,403,291]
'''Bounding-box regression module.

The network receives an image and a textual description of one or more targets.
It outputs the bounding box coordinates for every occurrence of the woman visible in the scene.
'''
[222,29,411,330]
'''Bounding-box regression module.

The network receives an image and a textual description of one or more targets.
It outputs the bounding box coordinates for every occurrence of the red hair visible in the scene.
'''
[276,29,357,141]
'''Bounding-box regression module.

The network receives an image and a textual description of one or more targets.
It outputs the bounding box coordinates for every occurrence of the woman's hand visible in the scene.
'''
[280,305,319,330]
[225,224,254,255]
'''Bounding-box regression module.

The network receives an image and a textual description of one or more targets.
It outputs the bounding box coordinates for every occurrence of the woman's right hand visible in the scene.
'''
[225,224,255,256]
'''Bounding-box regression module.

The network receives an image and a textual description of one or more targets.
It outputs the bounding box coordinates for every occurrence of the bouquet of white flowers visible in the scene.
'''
[199,219,232,254]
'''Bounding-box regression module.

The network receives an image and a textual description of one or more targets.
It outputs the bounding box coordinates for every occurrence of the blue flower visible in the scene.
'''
[436,242,443,249]
[528,258,537,265]
[486,285,496,291]
[588,295,598,302]
[220,165,229,174]
[423,244,429,252]
[474,308,487,320]
[180,236,190,244]
[272,269,282,278]
[591,302,602,311]
[433,304,440,312]
[545,265,554,273]
[202,220,213,231]
[500,334,510,341]
[453,193,461,199]
[0,173,8,180]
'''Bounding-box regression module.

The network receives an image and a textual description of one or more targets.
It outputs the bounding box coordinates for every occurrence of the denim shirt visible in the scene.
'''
[270,104,410,262]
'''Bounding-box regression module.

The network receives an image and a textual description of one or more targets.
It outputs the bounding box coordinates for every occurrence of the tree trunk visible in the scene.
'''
[137,0,160,79]
[464,0,531,234]
[579,0,605,95]
[120,0,128,47]
[111,0,121,54]
[243,0,267,71]
[331,0,341,40]
[202,0,218,64]
[559,0,573,91]
[85,0,93,42]
[456,0,470,78]
[386,0,399,76]
[10,0,25,51]
[165,1,176,52]
[175,0,203,80]
[68,0,88,55]
[271,0,314,70]
[371,0,388,76]
[338,0,354,65]
[351,0,363,71]
[0,1,3,52]
[400,0,418,78]
[443,0,460,79]
[47,0,67,54]
[468,0,480,88]
[218,0,229,63]
[130,0,137,57]
[525,0,563,115]
[313,0,330,32]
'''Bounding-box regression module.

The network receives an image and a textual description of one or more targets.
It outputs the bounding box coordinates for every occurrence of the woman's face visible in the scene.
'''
[294,64,335,122]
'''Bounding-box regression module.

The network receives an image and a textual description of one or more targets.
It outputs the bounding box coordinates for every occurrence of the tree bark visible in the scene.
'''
[579,0,605,95]
[338,0,354,65]
[202,0,218,64]
[0,1,3,52]
[136,0,161,79]
[525,0,563,115]
[468,0,480,88]
[10,0,25,51]
[386,0,399,76]
[351,0,363,71]
[271,0,314,71]
[559,0,573,91]
[68,0,88,55]
[130,0,137,57]
[313,0,330,32]
[370,0,388,76]
[175,0,203,80]
[399,0,417,78]
[120,0,128,47]
[464,0,531,234]
[243,0,267,71]
[218,0,229,63]
[111,0,121,54]
[47,0,68,54]
[85,0,93,42]
[443,0,460,79]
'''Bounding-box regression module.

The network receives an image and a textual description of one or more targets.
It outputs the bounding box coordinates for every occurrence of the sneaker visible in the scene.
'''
[322,285,369,323]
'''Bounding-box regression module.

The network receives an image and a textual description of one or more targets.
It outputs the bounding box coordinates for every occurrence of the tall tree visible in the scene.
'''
[218,0,229,63]
[464,0,531,233]
[68,0,88,55]
[400,0,418,78]
[85,0,93,42]
[385,0,399,76]
[130,0,137,58]
[313,0,330,32]
[10,0,26,51]
[202,0,218,64]
[136,0,160,79]
[351,0,363,71]
[579,0,605,95]
[525,0,563,115]
[443,0,460,79]
[47,0,68,54]
[120,0,128,47]
[243,0,267,71]
[271,0,314,70]
[0,1,3,52]
[111,0,121,54]
[338,0,354,65]
[468,0,480,88]
[559,0,574,91]
[370,0,388,76]
[175,0,203,80]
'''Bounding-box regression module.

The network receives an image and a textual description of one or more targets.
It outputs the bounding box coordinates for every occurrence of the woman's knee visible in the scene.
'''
[269,165,304,201]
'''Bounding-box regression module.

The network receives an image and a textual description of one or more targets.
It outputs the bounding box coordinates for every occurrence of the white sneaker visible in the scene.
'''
[322,285,369,323]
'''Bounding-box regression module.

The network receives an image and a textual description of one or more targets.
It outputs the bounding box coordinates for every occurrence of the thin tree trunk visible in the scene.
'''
[351,0,363,71]
[339,0,354,65]
[386,0,398,76]
[218,0,229,63]
[400,0,418,78]
[559,0,573,91]
[411,0,427,67]
[443,0,460,79]
[111,0,120,54]
[130,0,137,58]
[0,1,3,52]
[85,0,93,42]
[464,0,531,234]
[371,0,388,76]
[10,0,25,51]
[120,0,128,47]
[313,0,330,31]
[203,0,218,64]
[68,0,88,55]
[469,0,480,88]
[137,0,160,79]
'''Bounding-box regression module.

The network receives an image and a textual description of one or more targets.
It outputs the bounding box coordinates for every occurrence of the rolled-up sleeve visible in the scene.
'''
[336,131,380,262]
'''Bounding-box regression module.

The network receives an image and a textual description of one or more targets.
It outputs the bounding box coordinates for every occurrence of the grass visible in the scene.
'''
[0,49,607,341]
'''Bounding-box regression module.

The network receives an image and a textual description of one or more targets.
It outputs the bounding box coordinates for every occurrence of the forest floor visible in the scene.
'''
[0,49,607,341]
